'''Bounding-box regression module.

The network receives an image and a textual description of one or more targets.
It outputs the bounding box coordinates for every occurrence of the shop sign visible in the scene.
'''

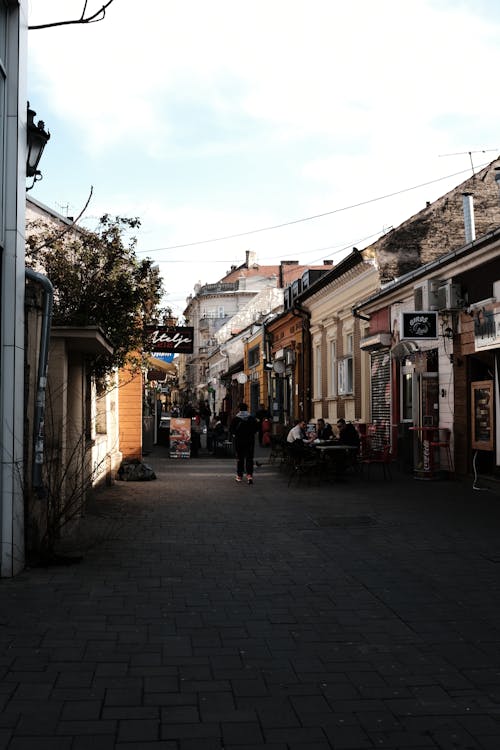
[147,326,194,354]
[154,352,175,363]
[401,311,438,340]
[474,309,500,352]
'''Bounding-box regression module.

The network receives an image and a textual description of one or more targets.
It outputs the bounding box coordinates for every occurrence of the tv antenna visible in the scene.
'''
[438,149,498,177]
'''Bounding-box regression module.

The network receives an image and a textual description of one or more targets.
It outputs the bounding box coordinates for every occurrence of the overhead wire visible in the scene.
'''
[136,163,489,256]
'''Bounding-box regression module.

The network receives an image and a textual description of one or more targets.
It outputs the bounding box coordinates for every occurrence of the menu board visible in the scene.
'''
[471,380,494,451]
[169,417,191,459]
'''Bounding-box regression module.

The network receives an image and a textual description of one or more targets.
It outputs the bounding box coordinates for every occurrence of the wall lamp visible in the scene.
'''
[26,102,50,191]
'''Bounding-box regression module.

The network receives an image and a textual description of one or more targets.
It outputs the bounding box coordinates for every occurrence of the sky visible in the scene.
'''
[27,0,500,318]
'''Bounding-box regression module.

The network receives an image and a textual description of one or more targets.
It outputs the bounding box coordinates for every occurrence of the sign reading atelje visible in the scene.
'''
[146,326,194,354]
[400,311,438,340]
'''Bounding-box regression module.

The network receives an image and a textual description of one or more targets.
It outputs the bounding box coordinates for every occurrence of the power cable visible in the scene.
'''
[137,163,489,255]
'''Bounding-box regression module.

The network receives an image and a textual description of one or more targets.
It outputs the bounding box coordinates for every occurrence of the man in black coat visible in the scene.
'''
[336,418,360,448]
[230,403,259,484]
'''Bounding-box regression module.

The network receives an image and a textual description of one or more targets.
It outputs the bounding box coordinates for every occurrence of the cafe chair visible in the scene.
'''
[286,442,320,486]
[429,428,454,477]
[360,444,393,480]
[269,434,286,469]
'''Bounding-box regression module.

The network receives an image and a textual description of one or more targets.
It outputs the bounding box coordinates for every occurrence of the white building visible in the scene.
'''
[0,0,28,576]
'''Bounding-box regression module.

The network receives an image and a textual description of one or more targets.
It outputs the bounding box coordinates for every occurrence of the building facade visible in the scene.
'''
[0,0,28,576]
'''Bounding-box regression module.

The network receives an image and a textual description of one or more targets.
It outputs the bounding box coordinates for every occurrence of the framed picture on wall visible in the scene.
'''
[471,380,494,451]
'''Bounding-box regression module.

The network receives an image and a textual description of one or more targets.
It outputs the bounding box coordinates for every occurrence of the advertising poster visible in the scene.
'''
[169,417,191,459]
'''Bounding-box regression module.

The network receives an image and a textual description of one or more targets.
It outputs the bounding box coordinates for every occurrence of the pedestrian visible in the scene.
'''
[256,402,271,446]
[200,399,212,432]
[230,402,259,485]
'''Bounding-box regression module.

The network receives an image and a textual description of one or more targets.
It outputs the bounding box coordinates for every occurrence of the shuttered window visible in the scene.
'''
[370,349,391,445]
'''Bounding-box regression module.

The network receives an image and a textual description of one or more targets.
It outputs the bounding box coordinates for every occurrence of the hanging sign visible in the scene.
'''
[147,326,194,354]
[400,311,438,340]
[474,308,500,352]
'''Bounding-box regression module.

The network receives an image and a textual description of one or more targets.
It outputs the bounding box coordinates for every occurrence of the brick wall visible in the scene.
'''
[373,160,500,282]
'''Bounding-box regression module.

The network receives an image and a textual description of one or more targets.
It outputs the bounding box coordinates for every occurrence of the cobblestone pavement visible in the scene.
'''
[2,449,500,749]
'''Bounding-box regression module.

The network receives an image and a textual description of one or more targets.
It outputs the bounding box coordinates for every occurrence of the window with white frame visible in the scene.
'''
[338,333,353,395]
[218,306,225,318]
[329,340,337,396]
[314,344,322,398]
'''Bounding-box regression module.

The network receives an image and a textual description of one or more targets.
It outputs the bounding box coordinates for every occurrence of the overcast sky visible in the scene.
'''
[27,0,500,317]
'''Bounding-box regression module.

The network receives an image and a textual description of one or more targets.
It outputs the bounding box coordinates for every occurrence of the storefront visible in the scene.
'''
[456,302,500,479]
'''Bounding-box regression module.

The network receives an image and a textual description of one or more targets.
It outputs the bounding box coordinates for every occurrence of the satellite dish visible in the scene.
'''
[273,360,285,374]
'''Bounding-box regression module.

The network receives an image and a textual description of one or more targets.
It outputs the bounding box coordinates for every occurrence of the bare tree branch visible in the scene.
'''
[29,1,115,30]
[28,186,94,254]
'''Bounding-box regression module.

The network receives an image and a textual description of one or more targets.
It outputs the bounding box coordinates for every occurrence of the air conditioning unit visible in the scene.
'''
[414,279,441,311]
[437,281,464,311]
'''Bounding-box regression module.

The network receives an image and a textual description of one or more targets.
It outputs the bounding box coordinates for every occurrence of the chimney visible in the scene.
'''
[462,193,476,243]
[245,250,257,267]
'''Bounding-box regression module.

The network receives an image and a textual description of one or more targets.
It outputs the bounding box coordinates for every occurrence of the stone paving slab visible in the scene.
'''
[1,450,500,748]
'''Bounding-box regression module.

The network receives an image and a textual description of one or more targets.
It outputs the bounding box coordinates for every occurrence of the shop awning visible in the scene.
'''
[360,332,392,351]
[147,356,177,374]
[391,340,420,360]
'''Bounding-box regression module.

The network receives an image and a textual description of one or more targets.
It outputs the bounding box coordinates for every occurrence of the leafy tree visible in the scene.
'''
[26,213,165,378]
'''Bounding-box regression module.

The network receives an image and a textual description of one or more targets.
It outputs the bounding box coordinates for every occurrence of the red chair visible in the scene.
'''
[429,428,453,476]
[360,444,392,479]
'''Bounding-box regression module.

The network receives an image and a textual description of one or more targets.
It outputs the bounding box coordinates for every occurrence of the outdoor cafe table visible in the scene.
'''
[313,442,359,477]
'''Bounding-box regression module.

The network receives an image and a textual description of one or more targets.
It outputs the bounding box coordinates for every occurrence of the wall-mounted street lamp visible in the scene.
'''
[26,102,50,191]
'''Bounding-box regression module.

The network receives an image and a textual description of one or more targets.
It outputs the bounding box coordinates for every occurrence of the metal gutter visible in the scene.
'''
[25,268,53,490]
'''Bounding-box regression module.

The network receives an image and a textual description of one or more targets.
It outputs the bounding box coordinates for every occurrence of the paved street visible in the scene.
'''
[2,449,500,749]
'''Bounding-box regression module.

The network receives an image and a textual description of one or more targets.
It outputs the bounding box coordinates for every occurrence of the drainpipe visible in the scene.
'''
[25,269,53,489]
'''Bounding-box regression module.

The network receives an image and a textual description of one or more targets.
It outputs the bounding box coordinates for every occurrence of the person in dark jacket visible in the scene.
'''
[316,418,333,440]
[230,403,259,484]
[336,418,360,448]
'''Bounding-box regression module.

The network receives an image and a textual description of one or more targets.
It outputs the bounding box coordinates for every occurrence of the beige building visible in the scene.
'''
[299,249,380,427]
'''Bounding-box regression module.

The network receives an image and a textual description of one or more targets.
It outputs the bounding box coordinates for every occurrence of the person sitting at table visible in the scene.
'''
[316,418,333,441]
[336,418,360,449]
[288,420,319,444]
[287,419,307,443]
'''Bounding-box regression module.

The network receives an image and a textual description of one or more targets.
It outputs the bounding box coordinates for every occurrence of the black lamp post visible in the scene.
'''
[26,102,50,190]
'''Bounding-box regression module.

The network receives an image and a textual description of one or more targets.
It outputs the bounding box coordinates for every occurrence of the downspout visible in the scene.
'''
[25,268,53,490]
[351,305,371,322]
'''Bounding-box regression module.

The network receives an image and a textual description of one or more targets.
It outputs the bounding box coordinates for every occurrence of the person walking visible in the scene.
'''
[230,402,259,484]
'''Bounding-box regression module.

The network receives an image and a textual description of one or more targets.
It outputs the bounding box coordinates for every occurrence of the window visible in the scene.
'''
[338,357,353,395]
[329,340,337,396]
[338,332,353,394]
[248,345,260,367]
[314,344,322,398]
[95,382,107,435]
[218,306,225,318]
